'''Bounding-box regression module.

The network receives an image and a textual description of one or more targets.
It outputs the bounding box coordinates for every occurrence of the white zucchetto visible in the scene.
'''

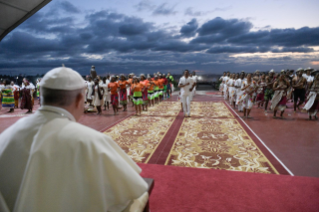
[40,66,86,90]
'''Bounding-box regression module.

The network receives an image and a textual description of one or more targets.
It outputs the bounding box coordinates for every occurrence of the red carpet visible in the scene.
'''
[139,163,319,212]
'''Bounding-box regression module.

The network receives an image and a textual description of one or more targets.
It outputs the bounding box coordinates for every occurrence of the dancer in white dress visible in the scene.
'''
[223,72,230,100]
[100,76,110,110]
[235,72,244,112]
[93,78,104,114]
[86,77,94,106]
[219,73,226,95]
[227,74,236,107]
[237,74,257,118]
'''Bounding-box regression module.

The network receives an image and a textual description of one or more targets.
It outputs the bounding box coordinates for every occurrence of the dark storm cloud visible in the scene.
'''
[119,23,152,36]
[207,46,269,54]
[1,31,63,55]
[1,2,318,75]
[272,47,315,53]
[152,40,206,52]
[191,17,319,52]
[180,19,198,37]
[197,17,253,37]
[19,12,76,35]
[59,1,80,13]
[228,27,319,47]
[206,46,314,54]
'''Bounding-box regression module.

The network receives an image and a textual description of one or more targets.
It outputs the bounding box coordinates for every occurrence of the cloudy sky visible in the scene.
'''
[1,0,319,76]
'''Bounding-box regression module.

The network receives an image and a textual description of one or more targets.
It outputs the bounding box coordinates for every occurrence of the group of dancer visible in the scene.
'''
[0,78,40,113]
[219,67,319,119]
[84,72,175,115]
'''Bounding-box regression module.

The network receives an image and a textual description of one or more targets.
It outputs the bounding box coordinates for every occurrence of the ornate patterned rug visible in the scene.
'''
[143,101,181,116]
[190,102,234,118]
[103,115,176,163]
[103,101,279,174]
[165,117,279,174]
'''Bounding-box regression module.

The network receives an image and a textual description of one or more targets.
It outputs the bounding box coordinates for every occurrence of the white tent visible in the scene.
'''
[0,0,51,41]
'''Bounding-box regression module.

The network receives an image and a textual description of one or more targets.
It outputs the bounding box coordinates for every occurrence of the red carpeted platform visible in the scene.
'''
[139,163,319,212]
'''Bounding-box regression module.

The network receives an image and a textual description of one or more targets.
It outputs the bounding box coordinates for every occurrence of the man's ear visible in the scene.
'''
[75,93,83,108]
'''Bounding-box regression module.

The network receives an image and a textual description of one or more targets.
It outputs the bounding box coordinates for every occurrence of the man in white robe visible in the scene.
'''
[190,71,197,101]
[235,72,244,112]
[223,73,230,100]
[100,76,111,110]
[0,66,148,212]
[178,70,195,117]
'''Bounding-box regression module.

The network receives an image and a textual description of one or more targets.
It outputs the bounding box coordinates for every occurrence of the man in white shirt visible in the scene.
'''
[302,67,314,83]
[0,66,148,212]
[178,70,195,117]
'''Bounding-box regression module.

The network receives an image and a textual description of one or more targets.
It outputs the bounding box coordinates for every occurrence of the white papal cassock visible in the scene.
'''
[0,106,148,212]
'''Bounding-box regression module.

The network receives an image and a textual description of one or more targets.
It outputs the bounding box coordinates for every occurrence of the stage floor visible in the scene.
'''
[1,91,318,178]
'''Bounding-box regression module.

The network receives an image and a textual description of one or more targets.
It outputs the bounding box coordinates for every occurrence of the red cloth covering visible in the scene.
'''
[138,163,319,212]
[162,78,168,85]
[278,96,287,105]
[309,99,319,112]
[111,94,119,106]
[142,89,148,101]
[256,93,264,102]
[120,89,127,102]
[14,91,19,100]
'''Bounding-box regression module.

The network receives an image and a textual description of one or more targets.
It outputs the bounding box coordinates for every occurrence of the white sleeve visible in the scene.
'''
[190,78,194,85]
[307,76,314,82]
[302,74,308,80]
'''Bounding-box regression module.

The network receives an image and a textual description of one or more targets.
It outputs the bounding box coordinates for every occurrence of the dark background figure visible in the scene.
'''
[90,65,97,79]
[20,80,33,113]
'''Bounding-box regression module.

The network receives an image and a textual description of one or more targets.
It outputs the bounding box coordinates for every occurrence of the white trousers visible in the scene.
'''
[181,95,191,115]
[237,103,243,112]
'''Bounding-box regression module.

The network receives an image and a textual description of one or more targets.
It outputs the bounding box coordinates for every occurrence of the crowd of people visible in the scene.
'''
[219,67,319,119]
[83,72,175,115]
[0,78,40,113]
[0,69,201,117]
